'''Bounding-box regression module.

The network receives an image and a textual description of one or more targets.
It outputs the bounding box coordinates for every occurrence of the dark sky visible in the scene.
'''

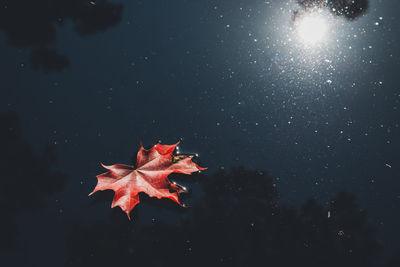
[0,0,399,266]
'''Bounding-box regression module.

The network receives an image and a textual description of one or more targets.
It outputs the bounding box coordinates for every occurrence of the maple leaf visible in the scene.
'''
[89,142,205,219]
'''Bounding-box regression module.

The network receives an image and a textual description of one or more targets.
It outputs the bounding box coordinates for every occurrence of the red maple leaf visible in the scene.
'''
[89,142,205,219]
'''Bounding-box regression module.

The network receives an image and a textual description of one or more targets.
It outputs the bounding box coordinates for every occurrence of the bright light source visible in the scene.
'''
[296,13,328,46]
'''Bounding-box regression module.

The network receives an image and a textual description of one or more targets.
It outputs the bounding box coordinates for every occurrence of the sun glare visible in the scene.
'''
[296,13,328,46]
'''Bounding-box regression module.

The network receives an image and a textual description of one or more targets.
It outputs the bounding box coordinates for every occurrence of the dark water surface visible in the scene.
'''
[1,0,399,266]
